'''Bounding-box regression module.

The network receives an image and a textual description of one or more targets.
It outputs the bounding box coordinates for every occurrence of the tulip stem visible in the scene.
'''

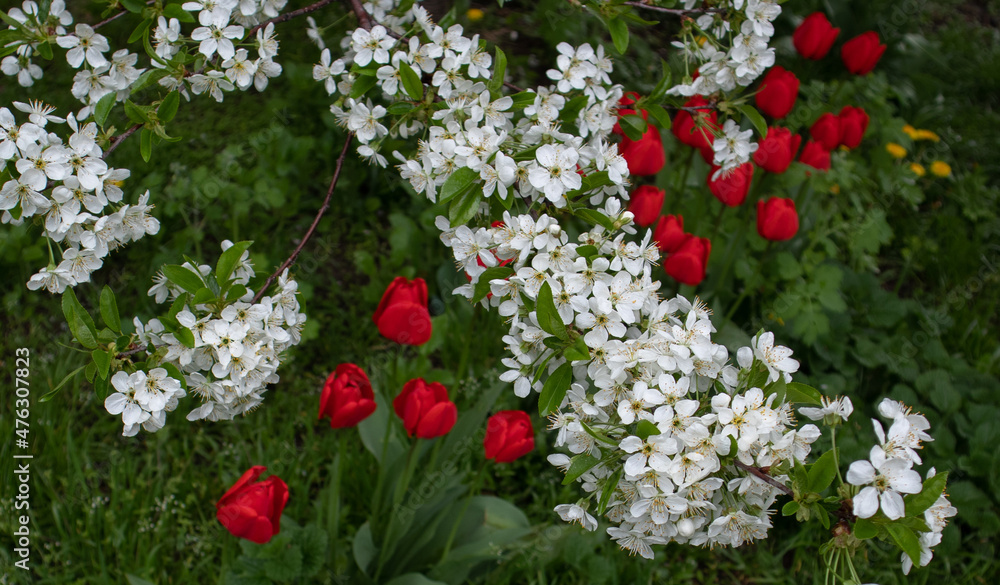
[375,439,420,580]
[439,460,488,564]
[675,148,696,197]
[328,431,347,571]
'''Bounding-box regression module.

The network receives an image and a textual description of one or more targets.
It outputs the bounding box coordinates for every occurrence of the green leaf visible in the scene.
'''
[509,91,537,110]
[162,264,205,294]
[563,335,590,362]
[438,167,479,204]
[646,103,672,131]
[562,454,600,485]
[853,517,879,539]
[174,327,196,349]
[0,11,24,28]
[216,240,253,283]
[352,522,377,574]
[536,281,568,341]
[785,382,824,405]
[39,365,87,403]
[130,69,170,94]
[35,40,53,60]
[120,0,146,12]
[636,420,660,440]
[608,17,629,54]
[127,18,153,44]
[618,114,647,141]
[806,450,838,493]
[538,362,574,415]
[737,104,768,138]
[488,46,507,97]
[85,362,97,383]
[161,363,188,391]
[398,61,424,100]
[648,60,672,101]
[559,95,589,124]
[163,4,196,22]
[92,349,111,381]
[193,287,216,305]
[384,574,448,585]
[386,101,416,115]
[124,100,151,125]
[781,501,800,516]
[94,372,111,400]
[158,91,180,122]
[448,184,483,226]
[226,284,248,302]
[99,286,121,333]
[886,524,923,566]
[140,128,152,162]
[62,289,98,349]
[350,74,379,98]
[597,467,623,515]
[471,266,514,304]
[579,419,619,446]
[574,208,616,231]
[905,471,948,517]
[94,93,117,127]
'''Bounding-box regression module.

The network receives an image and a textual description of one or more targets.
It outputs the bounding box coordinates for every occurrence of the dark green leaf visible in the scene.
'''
[127,18,153,44]
[563,335,590,362]
[559,95,589,124]
[35,40,53,60]
[488,46,507,97]
[226,284,248,302]
[737,104,768,138]
[648,61,672,101]
[94,93,117,127]
[536,281,567,340]
[350,74,378,98]
[62,289,98,349]
[574,208,616,231]
[216,240,253,283]
[386,102,415,115]
[636,420,660,440]
[781,501,800,516]
[158,91,180,122]
[597,467,623,515]
[904,471,948,517]
[448,184,483,226]
[174,327,196,349]
[472,266,514,303]
[509,91,537,110]
[646,104,672,130]
[40,365,87,402]
[886,524,923,566]
[162,4,196,22]
[120,0,146,12]
[129,69,170,94]
[785,382,824,405]
[85,362,97,383]
[438,167,479,204]
[398,61,424,100]
[92,349,111,380]
[161,363,188,390]
[853,517,879,539]
[618,114,647,141]
[608,17,629,54]
[162,264,205,294]
[140,128,152,162]
[539,362,574,415]
[94,372,110,399]
[193,287,216,305]
[562,454,600,485]
[100,285,121,333]
[807,449,838,493]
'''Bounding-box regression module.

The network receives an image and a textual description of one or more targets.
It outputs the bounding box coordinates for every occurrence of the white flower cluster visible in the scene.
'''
[315,12,630,207]
[57,23,147,113]
[668,0,782,172]
[105,367,186,437]
[846,398,955,573]
[0,103,158,293]
[1,1,72,87]
[120,241,306,435]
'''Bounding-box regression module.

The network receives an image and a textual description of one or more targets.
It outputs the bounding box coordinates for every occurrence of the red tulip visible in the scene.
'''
[809,113,842,152]
[799,140,831,171]
[707,163,754,207]
[664,234,711,286]
[627,185,665,227]
[653,214,686,253]
[793,13,840,60]
[373,276,432,346]
[755,66,800,119]
[672,96,719,150]
[613,91,646,136]
[216,466,289,544]
[393,378,457,439]
[841,32,886,75]
[753,127,801,174]
[484,410,535,463]
[837,106,869,149]
[621,126,665,176]
[319,364,376,428]
[757,197,799,241]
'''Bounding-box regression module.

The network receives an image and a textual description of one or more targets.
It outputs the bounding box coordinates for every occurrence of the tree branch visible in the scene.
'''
[734,460,794,497]
[251,133,354,304]
[103,124,141,160]
[346,0,373,30]
[247,0,339,38]
[93,1,155,30]
[622,1,723,16]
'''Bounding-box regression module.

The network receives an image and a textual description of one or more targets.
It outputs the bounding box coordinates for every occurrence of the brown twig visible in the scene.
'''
[734,460,794,497]
[115,345,149,360]
[504,81,525,93]
[346,0,373,30]
[621,1,724,16]
[251,133,354,304]
[93,1,156,30]
[103,124,141,160]
[247,0,339,38]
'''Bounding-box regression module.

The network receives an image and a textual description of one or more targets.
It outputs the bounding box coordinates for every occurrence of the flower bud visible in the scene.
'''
[841,31,886,75]
[757,197,799,241]
[793,13,840,60]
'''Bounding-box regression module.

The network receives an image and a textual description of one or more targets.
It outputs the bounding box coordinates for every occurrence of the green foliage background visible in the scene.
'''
[0,0,997,583]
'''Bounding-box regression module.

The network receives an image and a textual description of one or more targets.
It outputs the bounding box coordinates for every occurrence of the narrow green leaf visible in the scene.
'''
[562,454,600,485]
[85,362,97,383]
[646,104,672,130]
[488,46,507,97]
[161,363,188,390]
[174,326,196,349]
[162,4,196,22]
[559,95,589,124]
[536,281,568,340]
[563,335,590,362]
[92,349,111,380]
[649,61,672,102]
[886,524,923,566]
[39,365,87,402]
[216,240,253,283]
[62,289,98,349]
[574,208,616,231]
[438,167,479,204]
[904,472,948,517]
[597,467,622,515]
[636,420,660,440]
[509,91,537,110]
[538,362,574,415]
[162,264,205,294]
[448,184,483,226]
[350,74,379,98]
[738,104,768,138]
[130,69,170,94]
[785,382,824,405]
[99,285,121,333]
[472,266,514,304]
[608,17,629,54]
[140,128,152,162]
[386,102,415,115]
[618,114,647,141]
[781,501,800,516]
[127,18,153,44]
[398,61,423,100]
[94,372,111,399]
[120,0,146,12]
[158,91,180,122]
[94,93,117,128]
[806,449,838,494]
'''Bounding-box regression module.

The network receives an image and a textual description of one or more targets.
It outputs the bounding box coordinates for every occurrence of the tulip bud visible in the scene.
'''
[810,113,842,152]
[793,13,840,60]
[757,197,799,241]
[799,140,831,171]
[484,410,535,463]
[837,106,869,149]
[627,185,665,227]
[653,214,685,253]
[393,378,457,439]
[672,96,719,150]
[621,126,665,176]
[373,276,432,346]
[755,66,800,119]
[707,163,753,207]
[319,363,376,428]
[753,127,801,174]
[216,466,289,544]
[664,234,711,286]
[841,31,886,75]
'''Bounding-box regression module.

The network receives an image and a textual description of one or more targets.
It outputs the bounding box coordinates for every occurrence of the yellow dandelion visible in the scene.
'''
[902,124,919,139]
[930,161,951,177]
[886,143,907,159]
[466,8,485,21]
[910,163,926,177]
[914,129,941,142]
